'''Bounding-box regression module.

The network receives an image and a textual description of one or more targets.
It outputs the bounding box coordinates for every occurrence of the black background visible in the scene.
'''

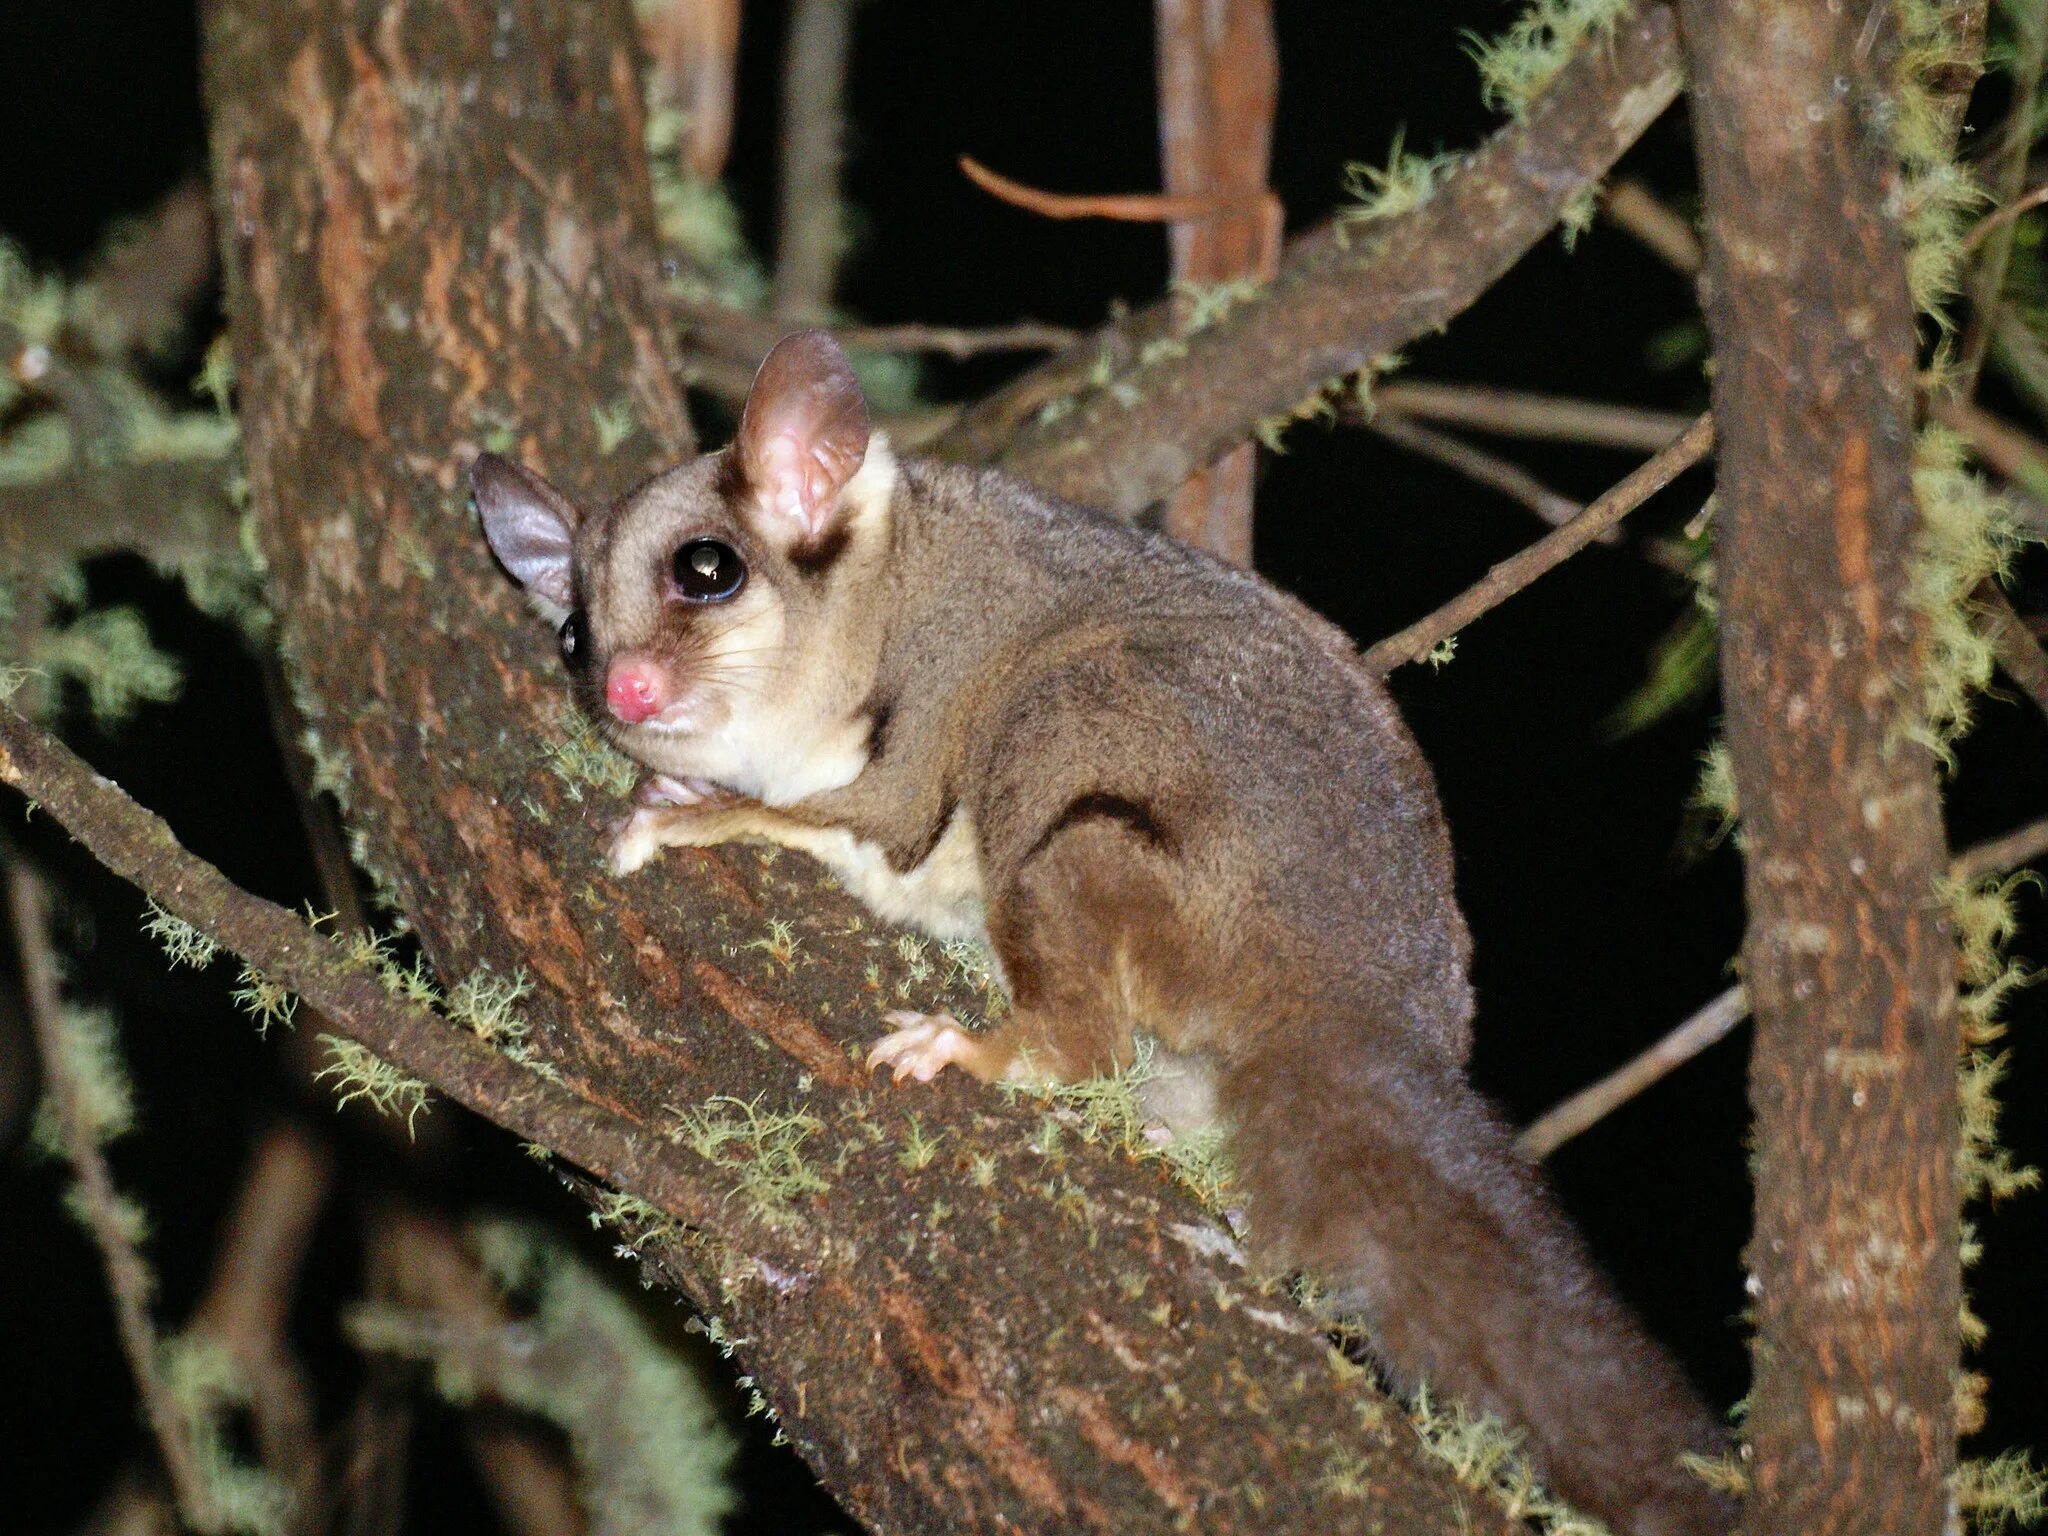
[1,3,2043,1531]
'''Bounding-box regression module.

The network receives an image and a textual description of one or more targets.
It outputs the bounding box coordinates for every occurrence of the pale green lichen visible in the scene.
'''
[31,1004,136,1156]
[447,964,533,1050]
[1405,1380,1610,1536]
[1340,136,1462,229]
[544,705,639,802]
[450,1217,739,1536]
[670,1095,828,1218]
[1467,0,1634,119]
[142,899,220,970]
[159,1334,293,1536]
[230,965,297,1038]
[33,606,183,724]
[1954,1448,2048,1536]
[313,1036,430,1135]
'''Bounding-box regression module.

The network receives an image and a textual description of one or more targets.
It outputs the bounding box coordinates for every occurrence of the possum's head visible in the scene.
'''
[472,329,896,799]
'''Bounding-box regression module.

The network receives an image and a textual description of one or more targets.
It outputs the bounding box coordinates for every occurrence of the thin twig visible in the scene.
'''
[1958,2,2048,394]
[1960,180,2048,257]
[1364,411,1589,531]
[673,298,1078,361]
[958,154,1276,224]
[0,705,818,1272]
[189,1123,334,1523]
[1373,380,1697,454]
[1519,816,2048,1159]
[1362,412,1714,672]
[939,4,1686,510]
[6,856,219,1529]
[1979,582,2048,724]
[1599,178,1702,276]
[772,0,854,321]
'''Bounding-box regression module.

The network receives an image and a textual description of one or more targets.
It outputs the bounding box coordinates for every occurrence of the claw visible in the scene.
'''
[867,1011,975,1084]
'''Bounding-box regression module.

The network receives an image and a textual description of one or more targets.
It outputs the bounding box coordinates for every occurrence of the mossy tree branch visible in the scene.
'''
[933,1,1684,512]
[1680,3,1962,1532]
[194,2,1524,1531]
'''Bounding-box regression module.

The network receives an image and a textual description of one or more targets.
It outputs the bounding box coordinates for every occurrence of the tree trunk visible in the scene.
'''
[1678,3,1961,1533]
[199,2,1520,1530]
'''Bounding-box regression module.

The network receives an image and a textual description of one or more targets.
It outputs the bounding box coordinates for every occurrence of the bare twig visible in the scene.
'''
[1960,180,2048,257]
[1520,816,2048,1160]
[672,298,1078,362]
[188,1123,334,1525]
[1363,411,1589,531]
[772,0,854,321]
[1362,412,1713,672]
[1518,986,1748,1161]
[939,3,1684,513]
[1373,380,1697,454]
[1600,178,1702,276]
[958,154,1275,224]
[0,705,815,1272]
[1957,0,2048,394]
[1979,581,2048,724]
[6,856,218,1529]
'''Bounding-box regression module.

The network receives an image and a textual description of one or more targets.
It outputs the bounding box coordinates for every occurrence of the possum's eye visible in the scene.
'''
[558,610,591,671]
[672,538,747,603]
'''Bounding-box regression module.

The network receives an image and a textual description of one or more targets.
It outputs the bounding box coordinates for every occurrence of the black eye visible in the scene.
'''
[673,539,746,603]
[558,610,590,671]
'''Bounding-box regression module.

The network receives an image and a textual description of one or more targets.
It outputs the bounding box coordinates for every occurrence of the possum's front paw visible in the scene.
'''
[606,776,746,875]
[606,806,682,876]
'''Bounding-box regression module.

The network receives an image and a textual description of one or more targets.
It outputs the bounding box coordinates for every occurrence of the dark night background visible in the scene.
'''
[1,2,2043,1531]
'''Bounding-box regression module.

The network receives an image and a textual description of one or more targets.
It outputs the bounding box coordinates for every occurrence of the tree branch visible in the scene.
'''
[1517,816,2048,1161]
[0,704,797,1270]
[1680,3,1961,1530]
[935,2,1684,513]
[772,0,854,321]
[6,856,218,1530]
[1362,412,1712,672]
[198,4,1525,1531]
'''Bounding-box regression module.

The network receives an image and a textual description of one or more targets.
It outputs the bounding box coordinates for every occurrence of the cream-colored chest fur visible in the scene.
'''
[803,810,987,943]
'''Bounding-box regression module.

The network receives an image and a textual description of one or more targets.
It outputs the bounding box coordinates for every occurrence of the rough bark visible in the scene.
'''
[198,2,1520,1531]
[936,2,1683,514]
[1678,4,1961,1533]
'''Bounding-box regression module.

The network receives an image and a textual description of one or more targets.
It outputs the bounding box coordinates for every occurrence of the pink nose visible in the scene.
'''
[605,660,666,724]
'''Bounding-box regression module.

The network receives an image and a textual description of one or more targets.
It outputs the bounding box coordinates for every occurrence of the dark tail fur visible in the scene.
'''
[1218,1024,1731,1536]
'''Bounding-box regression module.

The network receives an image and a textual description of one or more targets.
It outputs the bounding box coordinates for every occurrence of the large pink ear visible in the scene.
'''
[732,330,870,546]
[471,453,582,621]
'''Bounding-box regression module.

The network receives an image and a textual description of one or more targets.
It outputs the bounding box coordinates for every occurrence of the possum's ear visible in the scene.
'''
[472,452,582,622]
[730,329,871,550]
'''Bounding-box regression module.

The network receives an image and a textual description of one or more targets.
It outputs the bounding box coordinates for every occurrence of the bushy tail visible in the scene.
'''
[1218,1027,1731,1536]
